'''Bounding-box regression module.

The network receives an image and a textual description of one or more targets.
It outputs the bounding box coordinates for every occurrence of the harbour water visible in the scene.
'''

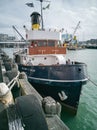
[3,48,97,130]
[62,49,97,130]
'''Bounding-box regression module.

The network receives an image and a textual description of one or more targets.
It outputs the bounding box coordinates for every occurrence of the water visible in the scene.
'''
[3,48,14,59]
[3,48,97,130]
[62,49,97,130]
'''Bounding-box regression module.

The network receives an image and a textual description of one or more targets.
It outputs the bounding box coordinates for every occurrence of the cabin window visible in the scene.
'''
[37,41,47,47]
[33,40,59,47]
[48,41,55,46]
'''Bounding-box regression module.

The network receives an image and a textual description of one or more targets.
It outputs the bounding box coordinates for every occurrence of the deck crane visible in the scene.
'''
[12,25,25,41]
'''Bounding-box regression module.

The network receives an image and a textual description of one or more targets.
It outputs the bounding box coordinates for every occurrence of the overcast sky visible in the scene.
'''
[0,0,97,41]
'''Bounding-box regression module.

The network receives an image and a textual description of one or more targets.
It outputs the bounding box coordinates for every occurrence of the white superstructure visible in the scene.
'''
[26,30,61,41]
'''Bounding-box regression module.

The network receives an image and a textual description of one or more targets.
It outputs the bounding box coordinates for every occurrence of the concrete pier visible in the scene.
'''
[19,73,69,130]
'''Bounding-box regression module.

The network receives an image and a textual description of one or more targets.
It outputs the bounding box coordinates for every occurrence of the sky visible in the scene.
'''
[0,0,97,41]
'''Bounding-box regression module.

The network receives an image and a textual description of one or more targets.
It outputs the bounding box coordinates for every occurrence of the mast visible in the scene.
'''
[26,0,50,30]
[40,0,44,29]
[39,0,50,30]
[37,0,44,30]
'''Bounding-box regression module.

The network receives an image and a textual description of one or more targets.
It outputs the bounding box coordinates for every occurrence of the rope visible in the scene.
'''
[80,69,97,87]
[0,71,20,97]
[88,77,97,87]
[77,65,97,87]
[7,71,20,90]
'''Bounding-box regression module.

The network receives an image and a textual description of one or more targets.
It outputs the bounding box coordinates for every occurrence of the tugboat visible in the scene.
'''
[14,0,88,114]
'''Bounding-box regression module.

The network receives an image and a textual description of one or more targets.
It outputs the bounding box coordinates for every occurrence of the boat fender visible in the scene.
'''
[6,69,18,81]
[13,63,18,71]
[4,61,12,71]
[58,91,68,101]
[0,83,14,106]
[15,94,48,130]
[15,55,21,64]
[42,96,61,117]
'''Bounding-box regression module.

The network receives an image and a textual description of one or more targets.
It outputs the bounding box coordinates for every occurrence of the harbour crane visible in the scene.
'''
[71,21,80,43]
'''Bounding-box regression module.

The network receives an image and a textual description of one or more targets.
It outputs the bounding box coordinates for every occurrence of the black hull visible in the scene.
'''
[29,79,83,113]
[18,63,88,114]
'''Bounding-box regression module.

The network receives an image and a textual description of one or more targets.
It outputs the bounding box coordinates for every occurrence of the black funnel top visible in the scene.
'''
[30,12,41,29]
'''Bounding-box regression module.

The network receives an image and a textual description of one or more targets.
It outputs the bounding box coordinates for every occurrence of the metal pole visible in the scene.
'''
[12,26,25,41]
[40,0,44,30]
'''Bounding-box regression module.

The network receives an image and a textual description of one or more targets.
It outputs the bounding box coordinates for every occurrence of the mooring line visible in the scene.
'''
[88,77,97,87]
[80,69,97,87]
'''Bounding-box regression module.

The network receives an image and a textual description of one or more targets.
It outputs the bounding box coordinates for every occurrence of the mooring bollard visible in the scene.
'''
[42,96,61,117]
[19,72,28,80]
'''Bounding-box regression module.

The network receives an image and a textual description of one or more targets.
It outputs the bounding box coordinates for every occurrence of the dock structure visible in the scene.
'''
[19,74,69,130]
[0,49,3,82]
[0,61,3,82]
[0,49,69,130]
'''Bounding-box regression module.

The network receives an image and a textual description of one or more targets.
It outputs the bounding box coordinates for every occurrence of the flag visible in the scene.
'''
[43,4,50,10]
[26,3,34,7]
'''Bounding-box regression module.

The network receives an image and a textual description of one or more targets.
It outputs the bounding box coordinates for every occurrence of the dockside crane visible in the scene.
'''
[64,21,81,50]
[70,21,80,43]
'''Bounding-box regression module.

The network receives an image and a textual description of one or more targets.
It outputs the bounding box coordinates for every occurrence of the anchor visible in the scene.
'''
[58,91,68,101]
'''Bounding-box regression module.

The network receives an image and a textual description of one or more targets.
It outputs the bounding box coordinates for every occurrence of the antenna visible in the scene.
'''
[36,0,50,29]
